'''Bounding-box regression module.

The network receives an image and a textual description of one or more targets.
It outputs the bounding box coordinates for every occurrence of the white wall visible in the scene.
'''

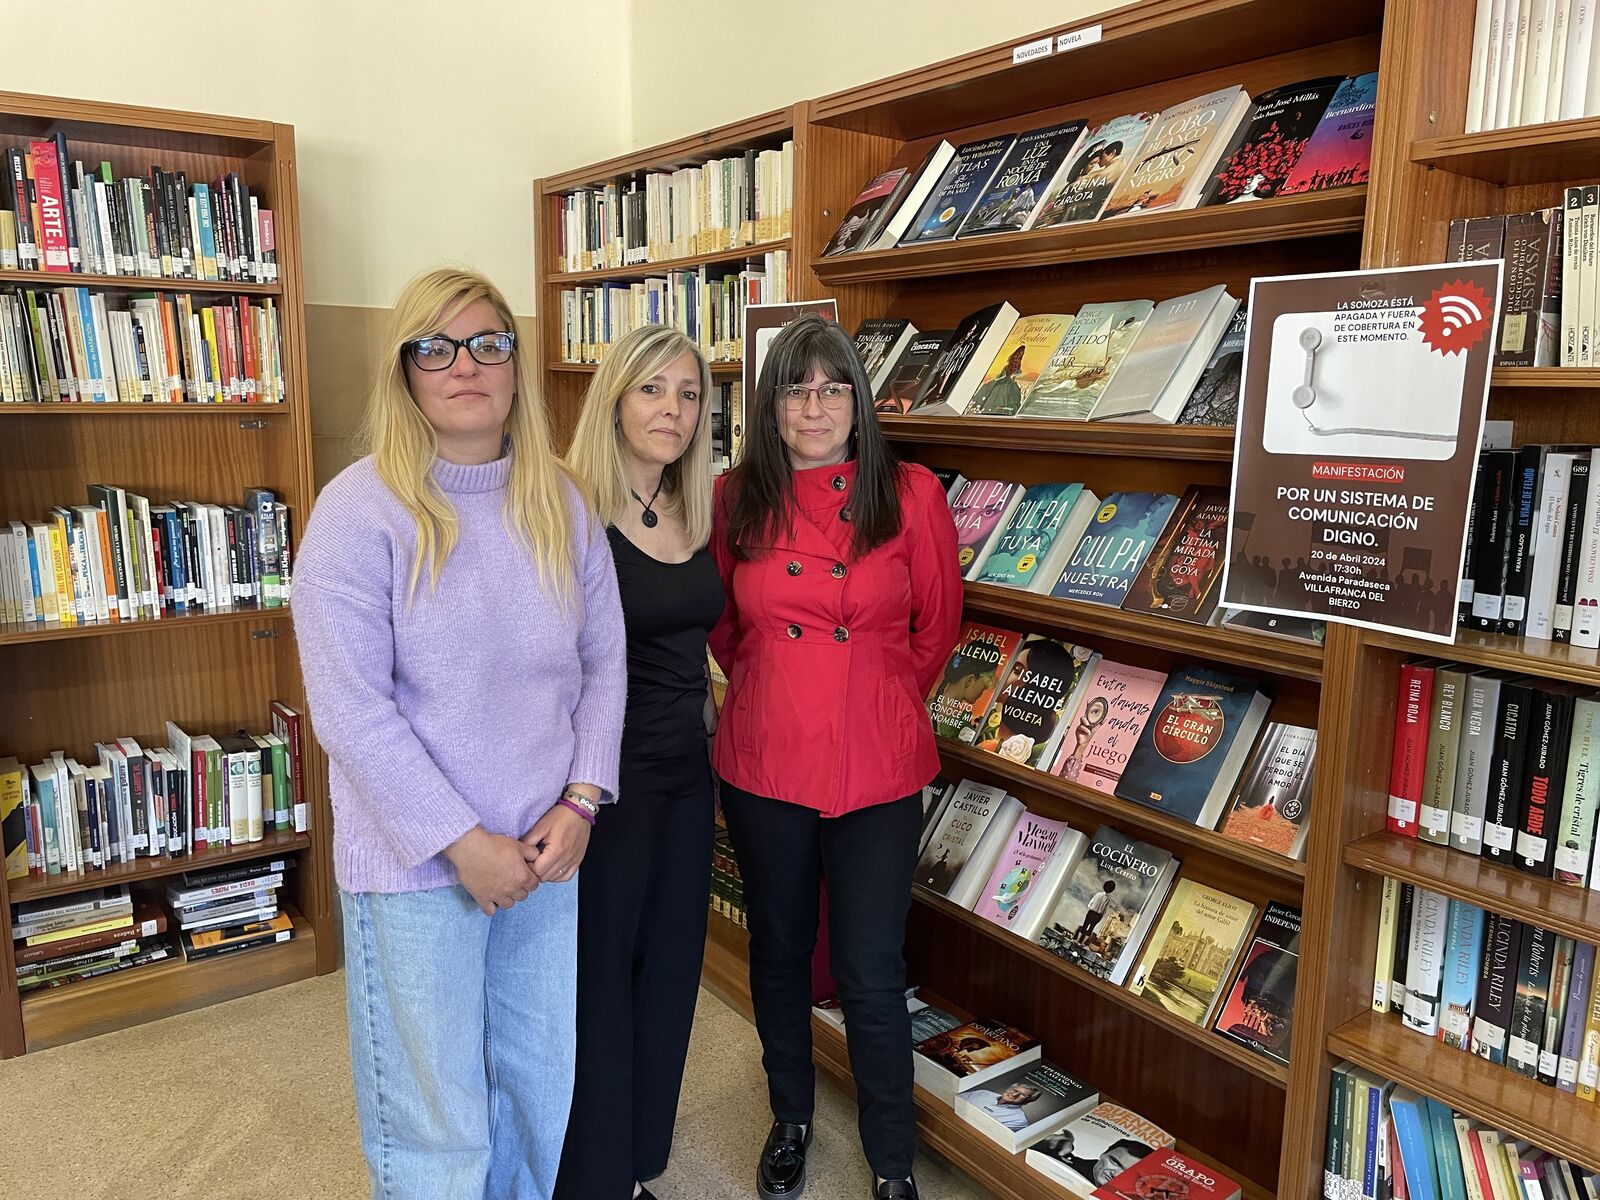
[628,0,1119,147]
[4,0,633,313]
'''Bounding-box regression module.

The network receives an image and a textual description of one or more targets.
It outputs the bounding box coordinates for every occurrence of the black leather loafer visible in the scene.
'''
[757,1120,812,1198]
[873,1178,919,1200]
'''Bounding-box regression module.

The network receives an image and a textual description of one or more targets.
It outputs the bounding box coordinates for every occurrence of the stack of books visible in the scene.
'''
[12,884,171,993]
[709,826,746,929]
[1463,0,1600,134]
[168,860,295,963]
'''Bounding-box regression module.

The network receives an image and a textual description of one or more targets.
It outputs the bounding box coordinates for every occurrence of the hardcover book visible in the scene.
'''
[956,1060,1099,1155]
[1470,912,1523,1064]
[914,779,1011,899]
[852,317,919,393]
[1214,900,1301,1067]
[1199,77,1345,205]
[1031,112,1157,229]
[1025,1102,1175,1198]
[1176,306,1248,427]
[957,120,1089,237]
[1088,285,1240,424]
[1439,898,1487,1050]
[910,1005,963,1044]
[1516,684,1577,877]
[1035,825,1180,985]
[976,634,1100,770]
[1555,695,1600,885]
[865,141,958,250]
[928,622,1026,744]
[822,167,912,256]
[913,1018,1042,1104]
[1484,677,1536,866]
[1127,878,1258,1027]
[967,313,1075,416]
[1449,670,1506,856]
[1018,301,1154,421]
[1401,886,1449,1037]
[1051,491,1181,608]
[900,135,1017,245]
[1506,924,1555,1079]
[1122,484,1231,623]
[972,810,1080,933]
[1115,664,1273,830]
[875,330,953,413]
[1496,209,1561,368]
[1217,722,1318,860]
[975,482,1095,591]
[1281,72,1378,195]
[912,302,1020,416]
[949,479,1026,580]
[1050,659,1168,797]
[1101,86,1253,218]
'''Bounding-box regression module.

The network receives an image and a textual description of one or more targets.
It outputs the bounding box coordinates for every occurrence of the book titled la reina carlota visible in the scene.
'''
[1115,664,1273,830]
[1051,491,1181,607]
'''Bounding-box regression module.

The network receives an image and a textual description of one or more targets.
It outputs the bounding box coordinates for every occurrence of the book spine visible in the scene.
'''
[1499,445,1543,633]
[1373,876,1401,1012]
[1558,939,1593,1091]
[1485,681,1535,864]
[1579,949,1600,1098]
[1538,935,1576,1085]
[1389,663,1435,837]
[1515,687,1572,875]
[1563,189,1581,365]
[1506,924,1554,1079]
[1527,452,1574,639]
[1554,455,1591,640]
[1472,912,1522,1064]
[1402,887,1449,1036]
[1421,669,1466,845]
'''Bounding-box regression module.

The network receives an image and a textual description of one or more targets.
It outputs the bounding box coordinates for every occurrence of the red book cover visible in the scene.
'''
[1094,1149,1241,1200]
[270,701,307,832]
[236,297,257,399]
[1387,661,1435,837]
[27,140,71,272]
[190,746,209,851]
[1280,72,1376,195]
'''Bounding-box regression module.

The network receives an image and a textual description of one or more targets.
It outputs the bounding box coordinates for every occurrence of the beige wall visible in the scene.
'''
[628,0,1120,146]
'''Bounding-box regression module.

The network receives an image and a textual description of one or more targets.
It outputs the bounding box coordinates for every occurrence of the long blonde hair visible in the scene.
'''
[565,324,714,549]
[361,267,576,604]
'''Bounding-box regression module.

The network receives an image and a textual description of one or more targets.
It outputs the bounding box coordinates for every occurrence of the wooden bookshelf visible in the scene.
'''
[544,237,791,285]
[1489,367,1600,389]
[877,415,1238,461]
[1410,119,1600,186]
[0,90,333,1059]
[1364,626,1600,688]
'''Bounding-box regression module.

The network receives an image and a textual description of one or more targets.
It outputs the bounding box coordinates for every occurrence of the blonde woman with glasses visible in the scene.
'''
[292,268,626,1200]
[556,324,723,1200]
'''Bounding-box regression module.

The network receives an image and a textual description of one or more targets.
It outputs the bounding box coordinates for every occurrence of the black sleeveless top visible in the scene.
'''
[606,527,726,764]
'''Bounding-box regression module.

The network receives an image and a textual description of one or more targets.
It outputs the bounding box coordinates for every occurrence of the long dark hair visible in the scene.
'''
[722,315,903,559]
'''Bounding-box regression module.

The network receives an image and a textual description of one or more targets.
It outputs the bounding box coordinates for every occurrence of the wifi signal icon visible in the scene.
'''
[1437,294,1484,335]
[1420,279,1493,355]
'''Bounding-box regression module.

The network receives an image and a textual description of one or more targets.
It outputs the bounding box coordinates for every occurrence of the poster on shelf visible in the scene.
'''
[1219,261,1502,643]
[742,299,840,399]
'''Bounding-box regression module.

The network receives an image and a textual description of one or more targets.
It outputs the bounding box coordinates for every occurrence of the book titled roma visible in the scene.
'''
[1213,900,1301,1067]
[957,120,1088,237]
[927,622,1025,743]
[1122,484,1230,624]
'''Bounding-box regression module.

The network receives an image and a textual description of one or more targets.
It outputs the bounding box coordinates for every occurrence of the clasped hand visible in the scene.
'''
[445,804,592,916]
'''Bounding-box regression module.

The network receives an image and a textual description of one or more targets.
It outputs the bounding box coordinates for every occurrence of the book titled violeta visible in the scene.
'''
[977,635,1100,770]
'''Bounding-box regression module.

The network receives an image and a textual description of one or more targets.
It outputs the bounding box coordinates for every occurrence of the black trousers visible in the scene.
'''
[719,781,923,1181]
[554,750,715,1200]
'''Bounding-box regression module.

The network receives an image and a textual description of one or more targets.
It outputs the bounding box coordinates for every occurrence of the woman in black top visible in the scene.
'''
[557,325,723,1200]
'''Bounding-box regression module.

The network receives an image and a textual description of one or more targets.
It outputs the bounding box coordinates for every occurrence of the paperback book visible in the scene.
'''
[1199,76,1345,205]
[1213,901,1301,1067]
[1176,306,1248,427]
[972,810,1083,936]
[976,634,1100,770]
[1018,301,1154,421]
[1127,878,1258,1027]
[1025,1102,1175,1197]
[1050,659,1168,797]
[914,779,1011,899]
[1281,72,1378,194]
[1051,491,1182,607]
[874,330,952,413]
[967,313,1075,416]
[822,167,912,256]
[950,479,1026,580]
[1122,484,1231,623]
[928,622,1025,743]
[956,1060,1099,1154]
[913,1018,1041,1104]
[900,136,1016,245]
[1217,722,1318,860]
[1101,86,1253,218]
[1088,285,1240,424]
[957,121,1089,237]
[1031,112,1157,229]
[974,482,1096,592]
[1035,825,1180,985]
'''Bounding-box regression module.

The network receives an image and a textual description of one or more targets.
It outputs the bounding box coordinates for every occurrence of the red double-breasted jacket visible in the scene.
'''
[708,458,962,816]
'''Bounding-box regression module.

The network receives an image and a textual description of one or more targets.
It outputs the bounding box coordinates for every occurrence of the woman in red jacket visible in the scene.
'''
[710,315,961,1200]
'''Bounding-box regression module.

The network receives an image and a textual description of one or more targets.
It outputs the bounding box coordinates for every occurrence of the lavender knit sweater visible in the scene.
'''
[292,449,626,894]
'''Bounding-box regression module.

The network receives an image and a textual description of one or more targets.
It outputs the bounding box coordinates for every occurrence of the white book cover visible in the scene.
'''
[1451,671,1507,855]
[1498,0,1526,127]
[1547,0,1574,118]
[1564,188,1582,365]
[1481,0,1511,129]
[869,141,957,250]
[947,793,1025,910]
[1581,188,1598,367]
[1522,0,1557,124]
[1088,285,1238,423]
[1402,886,1449,1037]
[1527,451,1576,637]
[1011,827,1089,941]
[1572,446,1600,647]
[1509,0,1536,125]
[1586,0,1600,114]
[1558,697,1600,884]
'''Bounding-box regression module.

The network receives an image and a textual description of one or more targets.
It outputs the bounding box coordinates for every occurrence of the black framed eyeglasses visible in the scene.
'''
[404,330,516,371]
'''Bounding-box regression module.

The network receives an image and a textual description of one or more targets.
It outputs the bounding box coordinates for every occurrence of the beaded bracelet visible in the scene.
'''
[556,796,596,826]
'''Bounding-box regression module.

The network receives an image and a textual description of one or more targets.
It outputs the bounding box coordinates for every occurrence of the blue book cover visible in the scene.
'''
[1438,899,1485,1050]
[73,288,105,400]
[975,482,1084,588]
[1388,1088,1439,1200]
[25,532,42,620]
[1422,1096,1466,1200]
[900,135,1016,245]
[1113,663,1272,828]
[195,183,217,276]
[1050,491,1179,606]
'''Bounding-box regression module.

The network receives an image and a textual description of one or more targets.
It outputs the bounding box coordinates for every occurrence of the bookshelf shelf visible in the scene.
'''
[536,106,796,195]
[7,830,309,905]
[1410,119,1600,187]
[1343,832,1600,947]
[19,903,315,1054]
[0,401,291,415]
[936,740,1308,886]
[811,189,1367,286]
[0,267,282,297]
[912,889,1290,1087]
[0,605,291,648]
[547,360,745,375]
[961,582,1324,681]
[1328,1011,1600,1174]
[1362,626,1600,688]
[1490,368,1600,389]
[878,415,1237,461]
[544,237,791,285]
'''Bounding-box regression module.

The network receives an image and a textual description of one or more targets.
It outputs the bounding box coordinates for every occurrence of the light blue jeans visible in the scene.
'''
[340,882,578,1200]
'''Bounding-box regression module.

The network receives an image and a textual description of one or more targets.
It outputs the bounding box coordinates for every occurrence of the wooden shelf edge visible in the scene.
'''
[811,189,1367,285]
[1343,831,1600,946]
[936,741,1309,885]
[1491,368,1600,389]
[20,902,317,1053]
[1329,1010,1600,1173]
[544,238,792,285]
[912,889,1291,1087]
[0,605,292,648]
[547,360,744,375]
[7,830,310,904]
[879,415,1238,461]
[0,88,280,146]
[1360,626,1600,688]
[1411,118,1600,185]
[962,581,1325,682]
[0,267,281,296]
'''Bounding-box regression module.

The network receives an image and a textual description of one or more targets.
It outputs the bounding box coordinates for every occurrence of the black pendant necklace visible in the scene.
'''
[630,481,664,528]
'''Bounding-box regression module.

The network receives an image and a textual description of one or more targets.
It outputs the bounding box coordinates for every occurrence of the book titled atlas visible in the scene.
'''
[958,120,1089,237]
[1217,722,1318,861]
[1101,86,1253,218]
[1213,900,1301,1067]
[1031,112,1157,229]
[1035,825,1180,985]
[950,479,1026,580]
[1127,878,1257,1028]
[967,313,1075,416]
[1281,72,1378,195]
[900,135,1017,245]
[975,482,1097,592]
[1200,76,1345,205]
[976,634,1100,771]
[1018,301,1154,421]
[1050,659,1168,797]
[1115,664,1273,830]
[1122,484,1231,624]
[928,622,1025,743]
[1051,491,1181,608]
